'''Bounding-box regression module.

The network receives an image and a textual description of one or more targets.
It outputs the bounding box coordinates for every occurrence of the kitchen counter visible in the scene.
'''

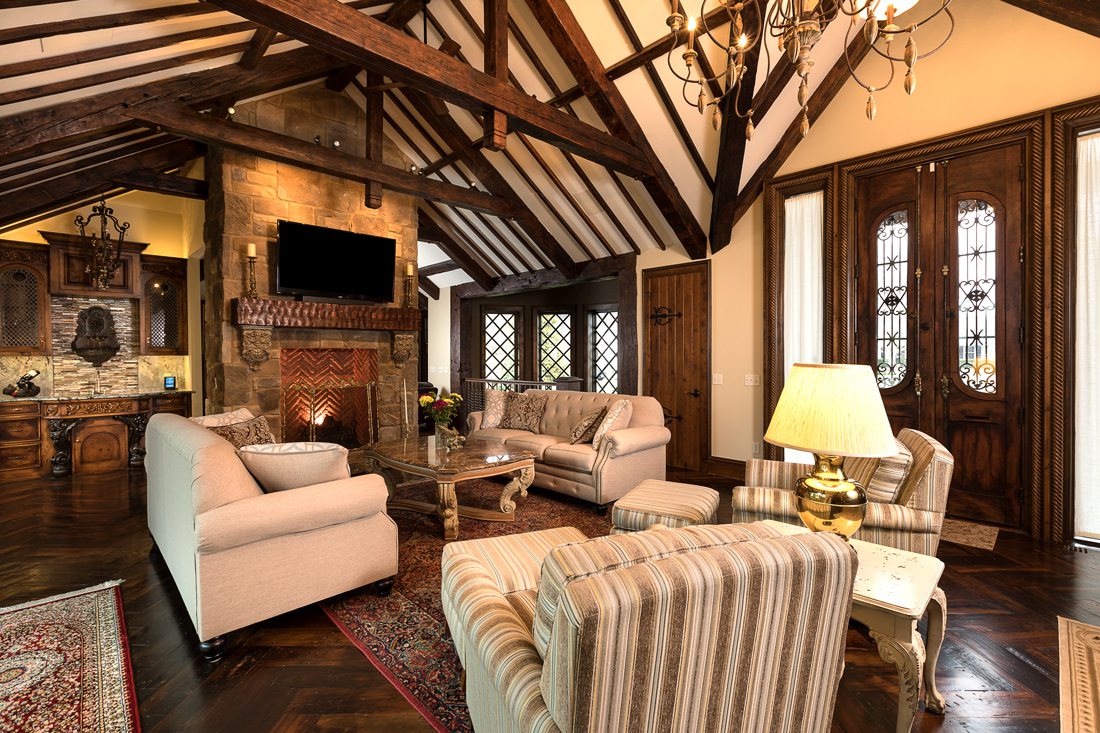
[1,390,192,402]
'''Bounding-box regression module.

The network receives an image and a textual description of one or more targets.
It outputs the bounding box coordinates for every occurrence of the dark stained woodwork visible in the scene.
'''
[418,259,458,277]
[139,256,189,356]
[325,0,425,93]
[418,274,440,300]
[0,3,221,46]
[234,299,421,331]
[204,0,655,177]
[364,70,384,209]
[71,419,129,475]
[643,261,710,471]
[999,0,1100,38]
[0,400,41,482]
[1,135,170,200]
[0,241,50,356]
[417,209,498,291]
[708,6,763,250]
[522,0,708,260]
[44,231,148,297]
[482,0,508,150]
[418,149,466,177]
[126,104,524,218]
[238,27,278,69]
[112,170,208,200]
[712,32,872,253]
[0,140,203,230]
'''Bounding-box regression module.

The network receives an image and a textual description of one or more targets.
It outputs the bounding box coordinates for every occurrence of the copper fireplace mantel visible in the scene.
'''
[233,298,421,332]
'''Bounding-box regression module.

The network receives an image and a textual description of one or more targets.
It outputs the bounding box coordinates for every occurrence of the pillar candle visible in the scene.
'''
[406,262,414,276]
[247,242,256,258]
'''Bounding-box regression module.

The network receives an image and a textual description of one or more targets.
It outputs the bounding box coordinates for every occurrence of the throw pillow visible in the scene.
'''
[190,407,254,427]
[499,391,549,433]
[482,389,508,429]
[569,407,607,444]
[865,438,914,503]
[238,442,350,492]
[592,399,632,451]
[206,415,275,449]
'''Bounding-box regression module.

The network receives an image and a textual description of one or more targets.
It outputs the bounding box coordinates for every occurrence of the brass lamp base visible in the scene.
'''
[795,454,867,540]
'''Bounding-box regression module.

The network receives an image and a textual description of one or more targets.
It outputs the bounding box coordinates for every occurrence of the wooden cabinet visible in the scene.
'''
[140,257,188,355]
[0,241,50,355]
[42,232,147,298]
[0,400,41,480]
[153,392,190,416]
[71,418,129,474]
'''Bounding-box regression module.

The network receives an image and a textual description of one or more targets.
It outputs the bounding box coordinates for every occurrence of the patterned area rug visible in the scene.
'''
[0,580,140,733]
[1060,616,1100,733]
[325,478,612,733]
[940,517,1000,550]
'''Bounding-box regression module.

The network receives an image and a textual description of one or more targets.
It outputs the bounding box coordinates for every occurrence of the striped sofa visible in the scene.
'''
[441,522,857,733]
[732,429,954,556]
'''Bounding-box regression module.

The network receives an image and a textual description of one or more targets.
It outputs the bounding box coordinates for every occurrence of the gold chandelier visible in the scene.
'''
[665,0,955,138]
[75,197,130,290]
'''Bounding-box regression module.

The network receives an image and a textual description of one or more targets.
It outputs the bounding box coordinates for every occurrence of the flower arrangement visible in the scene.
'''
[419,392,463,428]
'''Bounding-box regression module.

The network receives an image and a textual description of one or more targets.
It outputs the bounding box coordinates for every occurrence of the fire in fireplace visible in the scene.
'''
[280,348,379,448]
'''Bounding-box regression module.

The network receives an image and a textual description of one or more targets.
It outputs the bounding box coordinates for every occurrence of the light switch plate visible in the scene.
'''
[752,441,762,455]
[744,374,760,386]
[712,373,723,385]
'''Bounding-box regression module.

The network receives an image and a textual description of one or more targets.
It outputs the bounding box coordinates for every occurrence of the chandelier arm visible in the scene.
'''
[865,10,954,64]
[843,20,895,93]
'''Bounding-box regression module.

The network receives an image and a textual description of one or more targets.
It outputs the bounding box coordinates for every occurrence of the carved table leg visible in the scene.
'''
[437,480,458,540]
[871,621,925,733]
[46,419,81,478]
[924,587,947,714]
[500,466,534,514]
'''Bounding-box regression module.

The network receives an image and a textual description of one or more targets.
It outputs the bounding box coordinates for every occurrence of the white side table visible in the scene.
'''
[761,521,947,733]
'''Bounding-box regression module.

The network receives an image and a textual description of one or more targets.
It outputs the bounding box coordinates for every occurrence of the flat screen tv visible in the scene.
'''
[276,220,396,302]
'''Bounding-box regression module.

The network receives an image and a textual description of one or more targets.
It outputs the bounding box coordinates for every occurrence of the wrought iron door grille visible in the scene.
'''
[147,278,180,350]
[590,310,619,393]
[537,312,572,383]
[0,267,40,348]
[957,198,997,393]
[483,312,518,381]
[874,210,909,388]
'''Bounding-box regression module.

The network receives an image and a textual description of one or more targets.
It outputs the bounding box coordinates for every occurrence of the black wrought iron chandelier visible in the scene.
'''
[665,0,955,139]
[75,197,130,290]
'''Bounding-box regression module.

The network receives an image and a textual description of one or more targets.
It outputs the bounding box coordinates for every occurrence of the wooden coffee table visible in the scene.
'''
[363,436,535,540]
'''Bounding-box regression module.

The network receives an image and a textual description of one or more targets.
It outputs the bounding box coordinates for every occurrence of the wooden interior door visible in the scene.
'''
[643,262,709,471]
[855,143,1026,526]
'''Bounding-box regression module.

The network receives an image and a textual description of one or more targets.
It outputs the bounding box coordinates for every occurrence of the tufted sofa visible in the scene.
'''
[466,390,670,508]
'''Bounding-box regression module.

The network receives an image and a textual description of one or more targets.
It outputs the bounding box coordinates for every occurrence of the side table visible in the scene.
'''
[762,521,947,732]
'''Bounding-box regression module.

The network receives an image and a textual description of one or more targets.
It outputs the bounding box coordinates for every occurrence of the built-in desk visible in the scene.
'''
[0,391,192,480]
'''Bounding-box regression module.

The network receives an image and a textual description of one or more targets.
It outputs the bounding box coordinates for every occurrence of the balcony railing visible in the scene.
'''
[461,376,582,417]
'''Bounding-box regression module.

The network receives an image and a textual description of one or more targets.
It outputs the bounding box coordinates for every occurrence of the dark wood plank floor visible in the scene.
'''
[2,468,1097,732]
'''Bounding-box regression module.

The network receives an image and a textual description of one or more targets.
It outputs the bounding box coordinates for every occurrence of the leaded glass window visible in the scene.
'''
[957,198,997,393]
[483,311,518,381]
[0,266,42,349]
[589,310,619,393]
[537,312,572,383]
[875,210,909,388]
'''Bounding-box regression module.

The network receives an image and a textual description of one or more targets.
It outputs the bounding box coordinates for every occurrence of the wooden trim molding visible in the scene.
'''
[704,456,746,483]
[233,298,421,331]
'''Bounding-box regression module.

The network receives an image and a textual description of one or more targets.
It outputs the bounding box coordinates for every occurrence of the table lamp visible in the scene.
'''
[764,363,897,539]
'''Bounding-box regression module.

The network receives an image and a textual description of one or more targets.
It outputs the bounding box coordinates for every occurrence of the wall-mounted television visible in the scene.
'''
[276,220,396,302]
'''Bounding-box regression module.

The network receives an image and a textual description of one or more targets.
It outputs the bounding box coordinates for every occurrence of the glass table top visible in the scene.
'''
[364,436,535,474]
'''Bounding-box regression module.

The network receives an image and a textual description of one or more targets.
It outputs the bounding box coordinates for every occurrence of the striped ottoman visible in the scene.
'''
[611,479,720,534]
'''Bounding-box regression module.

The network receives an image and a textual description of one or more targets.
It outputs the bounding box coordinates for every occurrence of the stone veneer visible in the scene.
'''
[203,84,419,441]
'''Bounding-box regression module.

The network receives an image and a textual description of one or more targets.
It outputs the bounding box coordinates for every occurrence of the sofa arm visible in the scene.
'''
[196,474,389,554]
[604,426,671,458]
[745,458,814,490]
[467,411,484,432]
[863,502,941,533]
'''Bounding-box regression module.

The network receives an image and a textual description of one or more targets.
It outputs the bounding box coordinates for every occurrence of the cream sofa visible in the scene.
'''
[145,413,399,662]
[441,522,856,733]
[466,390,670,508]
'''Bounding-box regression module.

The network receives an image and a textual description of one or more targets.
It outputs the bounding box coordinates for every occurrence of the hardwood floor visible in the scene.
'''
[2,468,1097,732]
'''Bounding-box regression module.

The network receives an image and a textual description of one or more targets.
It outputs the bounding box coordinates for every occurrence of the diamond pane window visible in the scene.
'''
[0,266,41,349]
[957,199,997,393]
[537,312,572,383]
[483,312,518,381]
[589,310,619,393]
[875,210,909,388]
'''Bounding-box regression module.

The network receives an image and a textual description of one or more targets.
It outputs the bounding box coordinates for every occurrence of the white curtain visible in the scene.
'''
[782,190,825,464]
[1076,132,1100,540]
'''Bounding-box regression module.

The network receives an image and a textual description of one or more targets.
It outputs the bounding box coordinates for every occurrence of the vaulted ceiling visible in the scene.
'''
[0,0,1092,292]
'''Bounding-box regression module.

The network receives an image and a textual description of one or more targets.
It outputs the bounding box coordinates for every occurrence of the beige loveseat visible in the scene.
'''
[145,413,398,662]
[466,390,670,508]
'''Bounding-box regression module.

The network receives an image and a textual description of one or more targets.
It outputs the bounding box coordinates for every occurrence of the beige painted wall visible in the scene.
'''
[781,0,1100,175]
[427,286,453,389]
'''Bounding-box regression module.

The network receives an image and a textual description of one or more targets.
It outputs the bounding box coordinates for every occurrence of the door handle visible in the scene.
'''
[689,389,701,397]
[940,375,951,400]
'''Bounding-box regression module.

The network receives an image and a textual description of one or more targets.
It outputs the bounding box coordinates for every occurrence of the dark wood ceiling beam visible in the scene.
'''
[204,0,654,177]
[419,149,467,177]
[418,273,441,299]
[1,135,169,193]
[609,171,667,250]
[0,46,347,168]
[363,70,384,209]
[0,3,221,46]
[399,86,580,274]
[482,0,508,150]
[999,0,1100,38]
[522,0,707,259]
[239,27,279,69]
[713,32,872,253]
[325,0,424,93]
[111,169,209,200]
[0,130,161,183]
[127,103,526,218]
[0,139,203,229]
[417,206,499,290]
[419,259,458,277]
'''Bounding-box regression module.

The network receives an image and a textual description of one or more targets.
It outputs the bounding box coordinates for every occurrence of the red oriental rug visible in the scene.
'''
[324,479,612,733]
[0,580,140,733]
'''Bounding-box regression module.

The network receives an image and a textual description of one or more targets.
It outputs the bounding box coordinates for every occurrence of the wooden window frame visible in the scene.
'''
[585,303,619,393]
[479,305,524,381]
[532,306,576,384]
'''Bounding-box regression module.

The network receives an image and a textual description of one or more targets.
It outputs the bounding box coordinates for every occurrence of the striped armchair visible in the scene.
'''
[441,522,857,733]
[732,428,954,556]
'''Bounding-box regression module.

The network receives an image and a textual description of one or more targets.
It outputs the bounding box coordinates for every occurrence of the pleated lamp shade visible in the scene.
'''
[765,363,897,458]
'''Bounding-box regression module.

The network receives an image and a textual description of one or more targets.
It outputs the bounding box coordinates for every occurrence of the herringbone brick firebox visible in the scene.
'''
[280,347,379,447]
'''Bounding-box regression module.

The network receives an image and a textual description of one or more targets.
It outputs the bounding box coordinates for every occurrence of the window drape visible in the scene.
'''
[782,190,825,464]
[1076,132,1100,540]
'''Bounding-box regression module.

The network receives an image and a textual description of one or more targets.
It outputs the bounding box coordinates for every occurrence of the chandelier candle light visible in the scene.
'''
[764,363,897,539]
[665,0,954,138]
[75,197,130,290]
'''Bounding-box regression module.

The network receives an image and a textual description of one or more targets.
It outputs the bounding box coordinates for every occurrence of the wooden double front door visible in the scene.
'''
[854,143,1025,526]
